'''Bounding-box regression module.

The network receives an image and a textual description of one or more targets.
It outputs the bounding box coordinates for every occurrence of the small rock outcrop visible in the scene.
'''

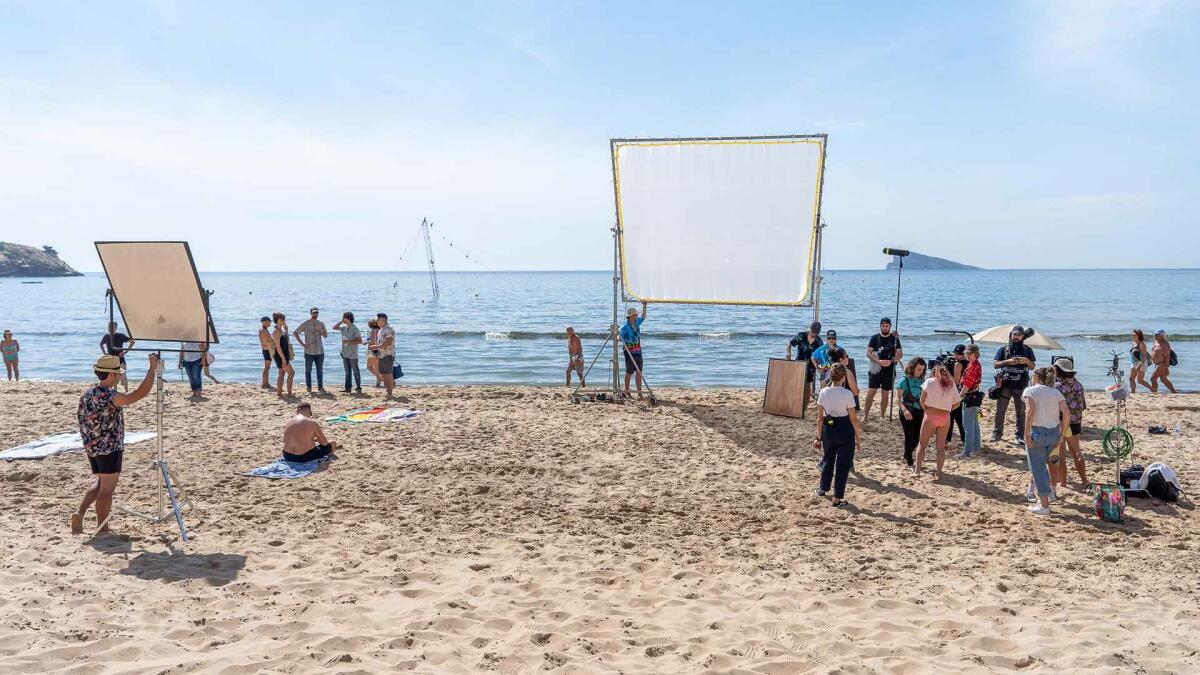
[0,242,83,277]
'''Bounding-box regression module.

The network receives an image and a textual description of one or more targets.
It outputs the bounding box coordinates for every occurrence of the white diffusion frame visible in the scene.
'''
[612,136,825,306]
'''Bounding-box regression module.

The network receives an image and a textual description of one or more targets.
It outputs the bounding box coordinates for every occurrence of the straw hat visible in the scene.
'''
[1052,357,1076,375]
[94,354,122,374]
[626,306,639,317]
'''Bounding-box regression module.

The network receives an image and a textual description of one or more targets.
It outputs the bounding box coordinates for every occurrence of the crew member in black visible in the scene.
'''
[787,321,823,402]
[992,325,1036,447]
[862,318,903,421]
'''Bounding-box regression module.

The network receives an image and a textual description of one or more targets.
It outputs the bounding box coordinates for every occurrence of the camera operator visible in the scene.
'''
[992,325,1036,447]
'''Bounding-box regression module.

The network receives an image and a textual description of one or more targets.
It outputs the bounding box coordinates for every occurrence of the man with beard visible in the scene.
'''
[862,318,903,421]
[992,325,1036,447]
[787,321,823,402]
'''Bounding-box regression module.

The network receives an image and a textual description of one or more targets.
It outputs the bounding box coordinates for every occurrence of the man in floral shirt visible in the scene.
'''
[72,353,159,535]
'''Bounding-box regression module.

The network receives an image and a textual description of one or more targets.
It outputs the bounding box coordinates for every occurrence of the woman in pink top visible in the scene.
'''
[913,363,961,480]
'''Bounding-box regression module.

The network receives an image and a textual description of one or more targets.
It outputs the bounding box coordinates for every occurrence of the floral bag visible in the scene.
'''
[1087,483,1126,522]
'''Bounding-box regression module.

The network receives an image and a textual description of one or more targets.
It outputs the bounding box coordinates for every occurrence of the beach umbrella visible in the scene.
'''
[972,324,1064,350]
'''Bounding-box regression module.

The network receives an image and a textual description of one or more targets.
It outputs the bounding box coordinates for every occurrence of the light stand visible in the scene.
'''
[882,248,910,421]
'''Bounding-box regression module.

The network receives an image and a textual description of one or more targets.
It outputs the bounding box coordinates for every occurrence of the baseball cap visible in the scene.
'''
[94,355,122,374]
[953,344,966,354]
[309,307,319,313]
[826,329,837,338]
[1155,329,1166,336]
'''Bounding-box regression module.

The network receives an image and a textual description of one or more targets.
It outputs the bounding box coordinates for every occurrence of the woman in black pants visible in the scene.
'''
[945,346,967,447]
[894,357,927,466]
[813,364,862,507]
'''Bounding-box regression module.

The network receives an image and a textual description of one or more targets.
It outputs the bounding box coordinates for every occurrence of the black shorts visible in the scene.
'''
[624,350,643,374]
[379,355,395,372]
[262,349,272,362]
[868,366,896,390]
[273,347,292,368]
[1069,422,1082,436]
[284,443,333,463]
[88,451,123,475]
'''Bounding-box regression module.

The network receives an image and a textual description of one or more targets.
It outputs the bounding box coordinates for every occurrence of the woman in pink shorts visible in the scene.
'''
[912,363,961,480]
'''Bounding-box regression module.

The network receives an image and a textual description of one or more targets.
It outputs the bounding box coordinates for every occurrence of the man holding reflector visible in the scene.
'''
[620,303,648,399]
[72,352,160,534]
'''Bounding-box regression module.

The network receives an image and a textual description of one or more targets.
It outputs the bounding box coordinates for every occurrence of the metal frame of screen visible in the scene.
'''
[95,241,219,347]
[609,134,828,309]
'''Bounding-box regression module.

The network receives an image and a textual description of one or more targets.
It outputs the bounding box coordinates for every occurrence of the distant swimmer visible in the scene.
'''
[566,326,585,387]
[282,402,338,463]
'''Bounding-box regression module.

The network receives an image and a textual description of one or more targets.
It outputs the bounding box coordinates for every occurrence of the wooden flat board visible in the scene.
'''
[763,358,809,418]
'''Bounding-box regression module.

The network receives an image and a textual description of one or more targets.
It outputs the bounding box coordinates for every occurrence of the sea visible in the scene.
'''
[1,270,1196,391]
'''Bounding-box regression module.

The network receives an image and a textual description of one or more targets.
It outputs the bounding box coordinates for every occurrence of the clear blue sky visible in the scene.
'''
[1,1,1197,271]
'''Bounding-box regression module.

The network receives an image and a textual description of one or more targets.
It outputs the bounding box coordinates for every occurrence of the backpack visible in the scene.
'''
[1170,350,1179,367]
[1088,483,1126,522]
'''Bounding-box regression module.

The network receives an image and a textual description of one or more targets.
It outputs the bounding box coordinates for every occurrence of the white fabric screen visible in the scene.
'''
[96,242,216,343]
[614,137,824,305]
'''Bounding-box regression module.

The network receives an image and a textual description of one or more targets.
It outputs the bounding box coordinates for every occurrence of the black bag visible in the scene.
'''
[392,363,404,379]
[963,390,984,408]
[988,384,1003,401]
[1170,350,1179,367]
[1147,469,1181,502]
[1120,465,1145,490]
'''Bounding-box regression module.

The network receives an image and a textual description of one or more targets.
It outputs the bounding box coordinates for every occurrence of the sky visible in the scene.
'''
[1,1,1198,272]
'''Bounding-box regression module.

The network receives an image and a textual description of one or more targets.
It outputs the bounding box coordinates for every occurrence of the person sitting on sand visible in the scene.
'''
[620,303,648,399]
[283,402,338,463]
[258,316,275,389]
[566,326,585,387]
[1150,329,1177,394]
[1,330,18,381]
[813,363,861,507]
[72,353,160,534]
[912,362,960,480]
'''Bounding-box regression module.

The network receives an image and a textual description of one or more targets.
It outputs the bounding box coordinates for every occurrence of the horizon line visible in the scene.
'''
[50,266,1200,275]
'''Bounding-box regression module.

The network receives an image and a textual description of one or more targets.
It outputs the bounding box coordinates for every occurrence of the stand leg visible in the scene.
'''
[159,461,189,543]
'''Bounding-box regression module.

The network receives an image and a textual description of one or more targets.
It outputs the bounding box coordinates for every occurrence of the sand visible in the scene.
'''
[1,379,1198,673]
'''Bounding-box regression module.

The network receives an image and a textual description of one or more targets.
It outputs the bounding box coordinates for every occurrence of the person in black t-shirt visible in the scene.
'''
[992,325,1036,446]
[862,317,903,421]
[787,321,823,400]
[99,321,135,391]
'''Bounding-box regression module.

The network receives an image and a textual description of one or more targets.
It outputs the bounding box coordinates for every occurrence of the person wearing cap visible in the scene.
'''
[619,302,648,399]
[992,325,1036,446]
[811,329,839,384]
[787,321,823,400]
[72,352,160,534]
[863,317,903,421]
[1150,330,1177,394]
[294,307,329,394]
[258,316,275,389]
[1052,357,1088,488]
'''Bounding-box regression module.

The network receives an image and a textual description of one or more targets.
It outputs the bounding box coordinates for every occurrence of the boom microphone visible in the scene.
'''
[882,247,910,257]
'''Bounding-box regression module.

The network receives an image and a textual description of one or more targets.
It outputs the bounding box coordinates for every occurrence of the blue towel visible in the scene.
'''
[244,454,335,479]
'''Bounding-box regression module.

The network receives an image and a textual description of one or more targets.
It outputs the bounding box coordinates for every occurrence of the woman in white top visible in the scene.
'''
[1022,367,1071,516]
[913,363,961,480]
[812,364,862,507]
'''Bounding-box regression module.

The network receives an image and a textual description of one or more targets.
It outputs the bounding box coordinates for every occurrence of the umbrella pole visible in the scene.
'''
[888,256,903,422]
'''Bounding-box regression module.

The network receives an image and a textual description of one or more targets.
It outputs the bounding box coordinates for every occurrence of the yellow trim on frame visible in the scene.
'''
[612,136,825,307]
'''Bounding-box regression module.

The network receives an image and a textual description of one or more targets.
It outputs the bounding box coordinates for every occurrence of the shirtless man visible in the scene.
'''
[1150,329,1177,394]
[258,316,274,389]
[566,326,585,387]
[282,403,338,462]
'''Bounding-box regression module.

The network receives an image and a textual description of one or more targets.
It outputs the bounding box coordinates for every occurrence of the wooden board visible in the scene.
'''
[763,358,809,418]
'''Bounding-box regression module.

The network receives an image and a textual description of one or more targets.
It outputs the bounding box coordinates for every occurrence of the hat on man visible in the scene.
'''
[826,329,837,339]
[94,354,122,374]
[1154,329,1166,336]
[953,344,966,355]
[626,306,639,317]
[1053,357,1077,375]
[309,307,319,313]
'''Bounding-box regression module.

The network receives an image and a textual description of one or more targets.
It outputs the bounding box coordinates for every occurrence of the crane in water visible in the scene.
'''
[421,217,439,300]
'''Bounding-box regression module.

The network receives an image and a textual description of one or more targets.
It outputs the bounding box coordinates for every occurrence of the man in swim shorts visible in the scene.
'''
[566,326,585,387]
[258,316,274,389]
[862,318,903,421]
[282,402,338,463]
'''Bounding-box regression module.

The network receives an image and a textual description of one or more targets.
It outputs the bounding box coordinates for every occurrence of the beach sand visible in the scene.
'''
[1,380,1198,673]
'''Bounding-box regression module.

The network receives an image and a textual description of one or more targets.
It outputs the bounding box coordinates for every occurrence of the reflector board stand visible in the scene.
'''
[603,134,828,398]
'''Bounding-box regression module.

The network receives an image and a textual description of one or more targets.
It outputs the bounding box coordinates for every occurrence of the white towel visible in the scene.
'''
[1,431,157,461]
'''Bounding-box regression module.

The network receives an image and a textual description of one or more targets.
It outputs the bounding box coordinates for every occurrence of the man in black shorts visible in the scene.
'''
[862,317,903,421]
[72,353,159,535]
[258,316,274,389]
[282,402,338,462]
[99,321,135,391]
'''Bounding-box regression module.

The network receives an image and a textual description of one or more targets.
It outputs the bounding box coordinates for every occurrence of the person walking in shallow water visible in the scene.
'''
[1,330,19,381]
[1129,329,1152,393]
[1150,329,1177,394]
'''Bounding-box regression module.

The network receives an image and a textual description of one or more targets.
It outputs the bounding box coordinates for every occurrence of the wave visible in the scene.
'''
[1067,333,1200,343]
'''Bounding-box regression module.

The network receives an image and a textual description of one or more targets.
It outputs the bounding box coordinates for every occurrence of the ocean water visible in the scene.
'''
[0,269,1196,390]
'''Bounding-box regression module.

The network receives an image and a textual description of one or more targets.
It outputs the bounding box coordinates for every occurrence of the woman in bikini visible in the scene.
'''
[1,330,19,381]
[272,312,295,398]
[913,363,961,480]
[1129,329,1152,392]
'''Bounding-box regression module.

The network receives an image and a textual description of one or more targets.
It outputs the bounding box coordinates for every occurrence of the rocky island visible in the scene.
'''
[0,242,83,277]
[886,251,979,270]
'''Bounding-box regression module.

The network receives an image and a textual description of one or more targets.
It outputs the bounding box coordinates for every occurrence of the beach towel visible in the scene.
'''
[243,454,336,480]
[326,407,421,424]
[1,430,157,461]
